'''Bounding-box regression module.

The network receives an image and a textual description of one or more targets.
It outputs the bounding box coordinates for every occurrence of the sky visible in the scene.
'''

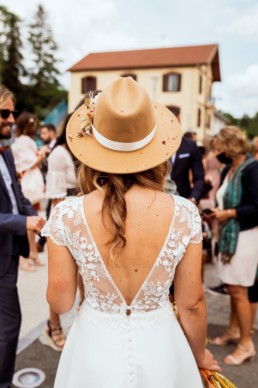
[3,0,258,118]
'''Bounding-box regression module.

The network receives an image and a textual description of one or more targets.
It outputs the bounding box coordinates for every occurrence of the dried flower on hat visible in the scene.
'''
[78,92,101,137]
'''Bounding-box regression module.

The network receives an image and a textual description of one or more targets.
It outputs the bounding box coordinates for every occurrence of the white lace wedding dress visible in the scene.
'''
[42,195,204,388]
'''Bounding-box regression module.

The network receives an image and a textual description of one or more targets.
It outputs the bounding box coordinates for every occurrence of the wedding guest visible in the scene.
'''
[42,78,220,387]
[41,115,78,352]
[210,126,258,365]
[11,112,47,270]
[0,86,45,387]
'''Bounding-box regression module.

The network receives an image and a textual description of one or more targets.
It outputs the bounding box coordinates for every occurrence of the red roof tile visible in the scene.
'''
[68,44,221,81]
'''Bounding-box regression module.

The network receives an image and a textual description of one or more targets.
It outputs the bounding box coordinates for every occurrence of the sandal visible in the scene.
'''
[224,343,256,365]
[41,320,66,352]
[19,258,37,272]
[210,329,240,346]
[29,253,45,267]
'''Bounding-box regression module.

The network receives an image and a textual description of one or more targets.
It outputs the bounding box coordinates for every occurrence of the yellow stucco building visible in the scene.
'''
[68,44,221,139]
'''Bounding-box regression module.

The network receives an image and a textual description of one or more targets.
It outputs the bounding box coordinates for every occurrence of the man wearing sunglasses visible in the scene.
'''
[0,86,46,388]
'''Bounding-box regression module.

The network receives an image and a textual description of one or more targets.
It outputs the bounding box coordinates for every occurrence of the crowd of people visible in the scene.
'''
[0,78,258,387]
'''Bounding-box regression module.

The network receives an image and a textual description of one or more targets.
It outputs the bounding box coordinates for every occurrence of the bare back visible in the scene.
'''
[84,187,174,305]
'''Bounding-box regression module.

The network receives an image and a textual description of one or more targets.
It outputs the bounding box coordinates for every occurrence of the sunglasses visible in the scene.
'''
[0,109,18,119]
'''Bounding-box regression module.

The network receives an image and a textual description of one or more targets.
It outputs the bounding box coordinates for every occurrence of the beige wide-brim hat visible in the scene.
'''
[66,77,182,174]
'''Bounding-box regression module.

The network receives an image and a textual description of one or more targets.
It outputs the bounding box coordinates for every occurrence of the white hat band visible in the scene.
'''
[91,124,156,152]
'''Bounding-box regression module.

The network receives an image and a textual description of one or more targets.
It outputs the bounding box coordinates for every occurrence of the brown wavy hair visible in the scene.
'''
[15,112,38,137]
[214,126,250,157]
[78,161,170,259]
[0,86,15,105]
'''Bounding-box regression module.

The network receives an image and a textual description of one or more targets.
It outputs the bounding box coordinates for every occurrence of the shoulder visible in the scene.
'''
[173,195,202,243]
[19,135,34,145]
[242,159,258,172]
[54,196,82,213]
[173,195,200,214]
[51,146,70,159]
[180,137,197,151]
[50,145,63,156]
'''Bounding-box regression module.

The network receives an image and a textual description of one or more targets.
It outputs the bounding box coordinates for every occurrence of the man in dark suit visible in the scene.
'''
[170,135,205,204]
[0,87,45,388]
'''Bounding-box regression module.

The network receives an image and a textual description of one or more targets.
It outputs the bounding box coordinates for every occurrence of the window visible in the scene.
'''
[81,76,97,94]
[120,73,137,81]
[197,108,202,127]
[163,72,181,92]
[166,106,181,120]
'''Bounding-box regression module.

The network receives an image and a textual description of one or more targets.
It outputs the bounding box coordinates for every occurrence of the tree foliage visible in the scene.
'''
[223,112,258,139]
[0,4,66,120]
[0,6,26,93]
[28,4,60,87]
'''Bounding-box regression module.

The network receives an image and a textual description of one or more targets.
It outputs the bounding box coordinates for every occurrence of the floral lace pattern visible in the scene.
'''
[41,195,202,315]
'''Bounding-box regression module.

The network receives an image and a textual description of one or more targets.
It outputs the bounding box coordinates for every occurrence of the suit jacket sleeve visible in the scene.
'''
[0,151,37,235]
[190,143,205,202]
[0,213,27,235]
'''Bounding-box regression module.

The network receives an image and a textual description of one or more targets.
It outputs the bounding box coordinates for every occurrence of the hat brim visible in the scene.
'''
[66,102,182,174]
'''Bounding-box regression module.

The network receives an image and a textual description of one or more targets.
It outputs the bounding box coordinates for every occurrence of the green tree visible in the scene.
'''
[28,4,60,87]
[27,4,66,119]
[0,6,26,95]
[223,111,258,139]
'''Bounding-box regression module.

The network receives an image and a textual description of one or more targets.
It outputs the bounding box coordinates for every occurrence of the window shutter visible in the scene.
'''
[163,74,168,91]
[177,74,181,91]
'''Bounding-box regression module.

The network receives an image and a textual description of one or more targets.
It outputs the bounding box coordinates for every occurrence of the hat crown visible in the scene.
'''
[93,77,155,143]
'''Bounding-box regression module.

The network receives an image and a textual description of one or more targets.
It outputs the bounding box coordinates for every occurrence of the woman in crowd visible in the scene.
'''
[41,114,79,351]
[210,126,258,365]
[42,78,220,387]
[202,138,224,203]
[11,112,46,270]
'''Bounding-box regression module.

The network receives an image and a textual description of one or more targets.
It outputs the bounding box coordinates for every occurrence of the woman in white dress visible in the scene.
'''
[210,127,258,365]
[42,115,79,352]
[45,114,78,206]
[11,112,46,269]
[42,78,220,387]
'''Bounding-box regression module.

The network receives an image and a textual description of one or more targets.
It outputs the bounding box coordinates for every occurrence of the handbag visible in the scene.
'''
[200,369,237,388]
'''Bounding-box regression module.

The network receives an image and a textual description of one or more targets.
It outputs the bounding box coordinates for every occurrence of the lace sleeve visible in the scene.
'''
[41,203,65,246]
[189,204,202,244]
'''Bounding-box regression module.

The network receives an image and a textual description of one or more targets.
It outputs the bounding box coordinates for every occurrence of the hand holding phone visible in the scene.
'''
[202,208,214,215]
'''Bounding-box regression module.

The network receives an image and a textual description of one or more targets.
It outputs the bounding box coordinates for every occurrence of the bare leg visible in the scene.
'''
[210,290,240,345]
[224,285,256,365]
[227,285,253,346]
[228,296,240,334]
[28,231,45,266]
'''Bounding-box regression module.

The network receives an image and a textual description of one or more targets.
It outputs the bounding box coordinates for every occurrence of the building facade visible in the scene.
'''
[68,44,221,140]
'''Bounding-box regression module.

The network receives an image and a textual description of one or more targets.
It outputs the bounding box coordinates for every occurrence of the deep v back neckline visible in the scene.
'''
[81,195,176,309]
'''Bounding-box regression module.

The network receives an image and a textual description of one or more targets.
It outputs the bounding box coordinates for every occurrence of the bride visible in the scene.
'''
[42,77,220,387]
